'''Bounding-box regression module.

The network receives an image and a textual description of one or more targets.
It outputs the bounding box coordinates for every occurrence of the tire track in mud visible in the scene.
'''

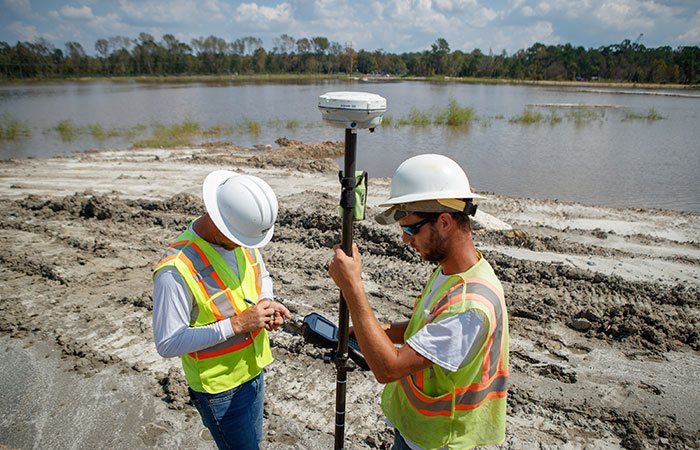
[1,192,699,449]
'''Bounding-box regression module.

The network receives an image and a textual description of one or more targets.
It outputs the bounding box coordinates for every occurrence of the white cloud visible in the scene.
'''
[85,13,135,36]
[59,5,95,20]
[118,0,230,24]
[676,9,700,45]
[7,20,38,41]
[593,1,656,30]
[234,2,293,24]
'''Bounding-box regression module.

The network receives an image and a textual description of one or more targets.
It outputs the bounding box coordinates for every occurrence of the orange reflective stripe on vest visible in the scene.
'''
[188,329,262,360]
[400,277,508,416]
[430,277,507,383]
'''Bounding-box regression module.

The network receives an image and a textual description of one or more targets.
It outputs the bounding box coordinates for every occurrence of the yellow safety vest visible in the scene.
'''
[381,253,509,450]
[152,227,273,394]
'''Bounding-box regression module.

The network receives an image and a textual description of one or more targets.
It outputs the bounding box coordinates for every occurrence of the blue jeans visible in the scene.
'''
[189,371,264,450]
[392,429,414,450]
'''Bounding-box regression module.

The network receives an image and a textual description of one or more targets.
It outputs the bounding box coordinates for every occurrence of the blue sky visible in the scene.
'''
[2,0,699,55]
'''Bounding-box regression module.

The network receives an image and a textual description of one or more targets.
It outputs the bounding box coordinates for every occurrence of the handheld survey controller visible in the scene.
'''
[302,313,369,371]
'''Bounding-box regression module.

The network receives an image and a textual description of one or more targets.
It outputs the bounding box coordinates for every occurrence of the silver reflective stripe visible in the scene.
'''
[180,244,239,319]
[162,245,183,258]
[197,332,250,355]
[455,375,508,408]
[211,291,237,319]
[398,377,452,414]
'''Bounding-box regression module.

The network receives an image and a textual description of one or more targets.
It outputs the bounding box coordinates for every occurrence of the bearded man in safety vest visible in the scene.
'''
[152,170,291,450]
[329,154,508,450]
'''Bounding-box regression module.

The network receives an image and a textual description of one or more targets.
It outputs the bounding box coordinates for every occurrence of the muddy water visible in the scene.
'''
[1,80,699,212]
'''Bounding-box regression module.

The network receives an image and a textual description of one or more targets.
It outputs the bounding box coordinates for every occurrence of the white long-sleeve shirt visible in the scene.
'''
[152,225,273,358]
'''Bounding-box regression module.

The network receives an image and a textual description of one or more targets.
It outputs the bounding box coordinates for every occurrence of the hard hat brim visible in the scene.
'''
[374,198,483,225]
[202,170,275,248]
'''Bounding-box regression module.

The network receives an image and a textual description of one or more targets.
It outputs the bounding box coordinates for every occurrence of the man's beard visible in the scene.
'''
[420,226,448,263]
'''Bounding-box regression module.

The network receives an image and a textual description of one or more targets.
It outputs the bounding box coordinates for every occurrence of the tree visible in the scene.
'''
[65,41,86,76]
[272,34,296,54]
[356,50,377,74]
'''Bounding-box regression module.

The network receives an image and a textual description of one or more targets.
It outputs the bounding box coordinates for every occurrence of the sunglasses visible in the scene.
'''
[401,216,435,236]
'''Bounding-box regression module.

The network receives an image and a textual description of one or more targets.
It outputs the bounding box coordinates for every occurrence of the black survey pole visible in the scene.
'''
[334,127,357,450]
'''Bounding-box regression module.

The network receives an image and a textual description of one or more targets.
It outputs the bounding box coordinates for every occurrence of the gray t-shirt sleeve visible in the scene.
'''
[406,310,488,373]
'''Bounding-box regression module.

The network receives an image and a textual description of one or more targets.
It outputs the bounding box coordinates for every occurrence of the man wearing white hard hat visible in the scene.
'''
[152,170,290,450]
[329,154,509,450]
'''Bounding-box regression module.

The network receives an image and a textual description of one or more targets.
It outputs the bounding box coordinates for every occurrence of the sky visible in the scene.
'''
[1,0,699,56]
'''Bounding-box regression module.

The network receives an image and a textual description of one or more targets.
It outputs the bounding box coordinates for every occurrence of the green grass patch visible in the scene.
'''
[285,119,300,129]
[86,123,122,140]
[407,108,431,126]
[549,110,563,125]
[434,100,475,126]
[624,107,666,121]
[48,119,80,141]
[510,109,544,124]
[132,117,202,148]
[124,124,148,139]
[237,117,261,135]
[203,123,236,136]
[566,106,604,124]
[0,113,31,139]
[381,115,393,127]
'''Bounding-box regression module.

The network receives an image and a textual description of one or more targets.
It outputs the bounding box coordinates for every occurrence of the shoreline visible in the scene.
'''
[1,73,696,91]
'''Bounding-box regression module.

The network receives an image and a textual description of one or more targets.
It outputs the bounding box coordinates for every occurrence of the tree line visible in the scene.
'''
[1,33,698,84]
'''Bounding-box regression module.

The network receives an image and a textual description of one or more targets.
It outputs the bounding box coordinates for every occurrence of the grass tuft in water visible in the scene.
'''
[566,106,603,124]
[624,108,666,121]
[434,100,475,126]
[381,115,392,127]
[549,110,563,125]
[510,109,544,124]
[49,119,80,141]
[133,117,202,148]
[407,108,431,126]
[237,117,261,135]
[0,113,31,139]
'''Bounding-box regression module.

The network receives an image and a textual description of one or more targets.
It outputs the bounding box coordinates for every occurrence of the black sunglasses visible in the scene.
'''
[401,216,435,236]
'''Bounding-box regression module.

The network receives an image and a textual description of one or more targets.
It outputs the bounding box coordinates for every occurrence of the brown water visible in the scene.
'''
[1,79,699,212]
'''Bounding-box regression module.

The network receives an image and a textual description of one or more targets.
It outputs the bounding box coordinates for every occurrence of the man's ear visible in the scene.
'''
[436,212,453,233]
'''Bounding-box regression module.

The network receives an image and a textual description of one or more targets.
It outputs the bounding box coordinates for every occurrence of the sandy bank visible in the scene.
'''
[0,141,698,449]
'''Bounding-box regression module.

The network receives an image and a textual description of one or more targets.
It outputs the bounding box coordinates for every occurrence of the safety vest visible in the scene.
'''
[381,253,509,450]
[152,227,273,394]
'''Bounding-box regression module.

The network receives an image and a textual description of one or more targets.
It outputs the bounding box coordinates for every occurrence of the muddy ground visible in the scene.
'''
[0,140,698,449]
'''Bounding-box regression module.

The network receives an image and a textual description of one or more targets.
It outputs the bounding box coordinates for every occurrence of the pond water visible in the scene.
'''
[1,79,699,213]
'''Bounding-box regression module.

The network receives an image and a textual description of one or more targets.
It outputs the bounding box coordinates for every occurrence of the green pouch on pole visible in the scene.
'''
[338,170,368,221]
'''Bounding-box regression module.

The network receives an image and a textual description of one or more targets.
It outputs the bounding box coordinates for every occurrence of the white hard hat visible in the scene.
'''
[375,154,485,224]
[202,170,278,248]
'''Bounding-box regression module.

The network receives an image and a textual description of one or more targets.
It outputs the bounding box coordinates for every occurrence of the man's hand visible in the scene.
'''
[264,301,291,331]
[230,300,290,334]
[328,243,363,296]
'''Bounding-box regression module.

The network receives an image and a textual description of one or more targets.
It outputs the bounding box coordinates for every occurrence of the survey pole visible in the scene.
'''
[333,128,357,449]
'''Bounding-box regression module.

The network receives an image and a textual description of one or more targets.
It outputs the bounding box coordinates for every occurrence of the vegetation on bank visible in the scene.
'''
[2,34,698,84]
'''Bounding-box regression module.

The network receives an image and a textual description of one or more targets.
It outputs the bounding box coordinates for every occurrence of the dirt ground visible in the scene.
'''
[0,140,698,450]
